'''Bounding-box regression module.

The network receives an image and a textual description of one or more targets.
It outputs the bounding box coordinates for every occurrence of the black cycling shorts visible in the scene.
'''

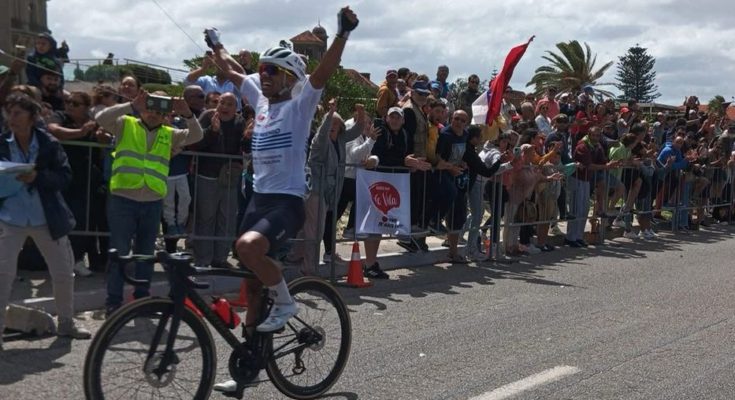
[238,193,305,257]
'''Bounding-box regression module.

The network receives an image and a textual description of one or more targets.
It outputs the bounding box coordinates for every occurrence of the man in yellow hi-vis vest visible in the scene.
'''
[96,91,203,316]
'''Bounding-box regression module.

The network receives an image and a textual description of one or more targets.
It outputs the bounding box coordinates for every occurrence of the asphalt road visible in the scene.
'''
[2,224,735,400]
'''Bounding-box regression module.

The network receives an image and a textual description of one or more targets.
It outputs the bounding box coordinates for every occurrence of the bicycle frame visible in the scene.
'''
[115,251,324,382]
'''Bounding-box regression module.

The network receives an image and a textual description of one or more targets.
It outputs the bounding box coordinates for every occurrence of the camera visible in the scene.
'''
[146,94,173,114]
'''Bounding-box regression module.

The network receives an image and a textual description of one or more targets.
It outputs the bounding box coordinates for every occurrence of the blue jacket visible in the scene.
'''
[657,144,688,171]
[0,128,76,239]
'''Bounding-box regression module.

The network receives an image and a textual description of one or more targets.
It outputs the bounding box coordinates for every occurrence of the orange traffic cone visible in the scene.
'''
[228,279,249,308]
[346,241,372,288]
[229,279,248,308]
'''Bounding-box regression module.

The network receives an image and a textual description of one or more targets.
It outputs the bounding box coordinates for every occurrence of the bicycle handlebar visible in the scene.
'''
[108,249,255,288]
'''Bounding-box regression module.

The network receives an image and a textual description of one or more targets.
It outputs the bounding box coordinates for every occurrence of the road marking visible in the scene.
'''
[469,365,581,400]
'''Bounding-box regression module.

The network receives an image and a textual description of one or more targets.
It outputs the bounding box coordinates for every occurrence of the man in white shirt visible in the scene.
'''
[211,7,359,335]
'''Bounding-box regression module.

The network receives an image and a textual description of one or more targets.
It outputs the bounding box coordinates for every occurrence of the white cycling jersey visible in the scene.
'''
[240,75,322,198]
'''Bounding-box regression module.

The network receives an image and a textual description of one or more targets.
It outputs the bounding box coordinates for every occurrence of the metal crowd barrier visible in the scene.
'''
[57,140,735,284]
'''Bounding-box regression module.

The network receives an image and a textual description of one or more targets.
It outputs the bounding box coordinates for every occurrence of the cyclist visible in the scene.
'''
[209,7,358,334]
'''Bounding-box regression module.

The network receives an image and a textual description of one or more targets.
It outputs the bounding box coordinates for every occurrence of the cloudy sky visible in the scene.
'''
[48,0,735,105]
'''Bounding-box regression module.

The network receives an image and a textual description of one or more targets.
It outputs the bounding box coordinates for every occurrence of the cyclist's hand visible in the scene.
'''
[336,7,359,39]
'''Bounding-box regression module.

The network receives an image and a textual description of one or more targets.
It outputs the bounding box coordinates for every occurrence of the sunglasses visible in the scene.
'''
[65,100,84,107]
[453,117,468,123]
[469,80,480,84]
[258,63,294,78]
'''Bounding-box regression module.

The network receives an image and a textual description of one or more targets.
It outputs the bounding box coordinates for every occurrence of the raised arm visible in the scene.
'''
[309,7,359,90]
[185,54,214,84]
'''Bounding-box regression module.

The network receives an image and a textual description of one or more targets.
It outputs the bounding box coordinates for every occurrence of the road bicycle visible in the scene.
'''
[83,250,352,399]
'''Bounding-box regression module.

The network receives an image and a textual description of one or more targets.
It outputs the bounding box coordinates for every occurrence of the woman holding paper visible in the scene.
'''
[0,93,90,348]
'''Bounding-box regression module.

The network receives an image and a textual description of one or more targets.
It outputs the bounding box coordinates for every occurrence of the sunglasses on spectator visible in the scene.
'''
[453,116,467,123]
[469,80,480,84]
[65,100,84,107]
[258,63,294,78]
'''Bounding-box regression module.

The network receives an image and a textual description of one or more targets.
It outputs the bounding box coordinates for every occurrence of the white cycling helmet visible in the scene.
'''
[260,46,307,81]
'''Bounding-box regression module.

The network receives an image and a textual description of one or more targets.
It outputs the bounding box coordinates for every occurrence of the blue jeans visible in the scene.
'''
[106,194,163,308]
[566,177,590,242]
[672,181,692,228]
[432,171,458,223]
[463,177,484,253]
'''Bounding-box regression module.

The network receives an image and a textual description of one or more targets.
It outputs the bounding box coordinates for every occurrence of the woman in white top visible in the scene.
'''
[535,101,553,136]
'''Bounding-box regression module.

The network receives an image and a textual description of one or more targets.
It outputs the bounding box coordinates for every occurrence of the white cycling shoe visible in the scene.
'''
[213,379,238,393]
[256,301,299,333]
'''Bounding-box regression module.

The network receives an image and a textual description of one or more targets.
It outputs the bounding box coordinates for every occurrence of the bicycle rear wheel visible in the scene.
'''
[266,277,352,399]
[83,297,216,400]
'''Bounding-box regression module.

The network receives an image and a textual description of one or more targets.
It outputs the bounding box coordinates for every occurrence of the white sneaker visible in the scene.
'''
[612,218,626,228]
[645,229,659,238]
[73,260,92,277]
[256,302,299,333]
[322,253,347,264]
[525,244,542,255]
[642,230,656,240]
[623,231,638,239]
[57,319,92,339]
[213,379,237,393]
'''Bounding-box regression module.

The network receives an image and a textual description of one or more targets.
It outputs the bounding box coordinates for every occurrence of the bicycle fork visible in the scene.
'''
[145,277,188,380]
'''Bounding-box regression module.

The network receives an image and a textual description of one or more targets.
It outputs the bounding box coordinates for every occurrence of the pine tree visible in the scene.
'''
[615,45,660,103]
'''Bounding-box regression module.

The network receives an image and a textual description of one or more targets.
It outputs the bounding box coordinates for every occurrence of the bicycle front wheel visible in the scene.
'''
[83,297,216,400]
[266,276,352,399]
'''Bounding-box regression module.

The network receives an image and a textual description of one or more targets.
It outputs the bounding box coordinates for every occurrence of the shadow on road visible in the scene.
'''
[337,224,734,311]
[0,337,72,385]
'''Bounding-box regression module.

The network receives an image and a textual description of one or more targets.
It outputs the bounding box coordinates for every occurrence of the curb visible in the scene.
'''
[17,246,455,315]
[17,227,636,314]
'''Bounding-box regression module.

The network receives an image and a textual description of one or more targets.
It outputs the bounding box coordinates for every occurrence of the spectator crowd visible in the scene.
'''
[1,29,735,346]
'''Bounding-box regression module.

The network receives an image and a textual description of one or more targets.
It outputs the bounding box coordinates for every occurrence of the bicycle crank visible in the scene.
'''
[228,346,262,385]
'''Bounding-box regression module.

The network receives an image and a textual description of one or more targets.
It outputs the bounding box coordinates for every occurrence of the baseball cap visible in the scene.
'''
[387,106,404,117]
[430,82,441,90]
[386,69,398,78]
[582,84,594,92]
[620,107,630,114]
[412,81,430,95]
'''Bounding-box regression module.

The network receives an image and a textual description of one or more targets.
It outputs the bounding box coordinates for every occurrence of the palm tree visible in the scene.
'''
[526,40,614,99]
[707,95,726,116]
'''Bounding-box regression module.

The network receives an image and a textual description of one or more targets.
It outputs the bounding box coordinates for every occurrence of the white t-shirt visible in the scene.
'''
[240,76,323,198]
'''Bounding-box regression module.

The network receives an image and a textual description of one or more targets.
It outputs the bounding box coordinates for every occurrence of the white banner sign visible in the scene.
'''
[471,90,489,125]
[356,169,411,236]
